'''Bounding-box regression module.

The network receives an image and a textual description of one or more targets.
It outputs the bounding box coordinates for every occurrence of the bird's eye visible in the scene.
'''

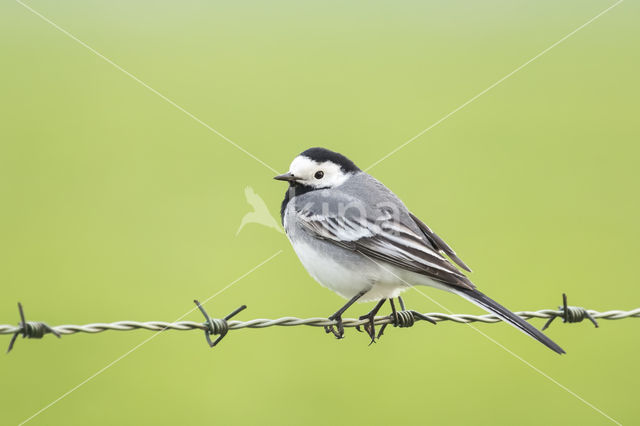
[314,171,324,179]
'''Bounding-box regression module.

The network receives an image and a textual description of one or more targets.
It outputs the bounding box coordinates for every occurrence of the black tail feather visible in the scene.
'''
[456,289,565,354]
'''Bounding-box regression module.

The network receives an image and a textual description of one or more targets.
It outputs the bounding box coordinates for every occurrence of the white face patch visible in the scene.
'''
[288,155,351,189]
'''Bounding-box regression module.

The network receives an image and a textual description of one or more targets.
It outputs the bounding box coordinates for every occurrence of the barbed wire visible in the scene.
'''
[1,294,639,352]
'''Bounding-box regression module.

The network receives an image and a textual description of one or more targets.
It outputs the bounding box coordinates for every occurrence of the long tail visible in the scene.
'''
[454,288,565,354]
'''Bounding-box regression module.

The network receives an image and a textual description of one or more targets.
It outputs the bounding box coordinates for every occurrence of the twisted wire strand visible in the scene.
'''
[1,308,638,337]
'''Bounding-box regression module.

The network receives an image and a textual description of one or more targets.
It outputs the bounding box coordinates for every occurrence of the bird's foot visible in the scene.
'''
[356,299,387,345]
[325,314,345,339]
[358,311,378,345]
[376,321,391,340]
[324,290,369,340]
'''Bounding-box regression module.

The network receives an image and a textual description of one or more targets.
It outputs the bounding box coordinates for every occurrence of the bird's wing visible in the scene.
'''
[296,208,474,290]
[409,212,472,272]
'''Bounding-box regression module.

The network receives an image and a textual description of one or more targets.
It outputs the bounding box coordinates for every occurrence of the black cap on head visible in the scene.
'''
[299,147,360,173]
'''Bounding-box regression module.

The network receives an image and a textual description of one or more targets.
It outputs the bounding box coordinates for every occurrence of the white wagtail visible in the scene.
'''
[275,147,564,354]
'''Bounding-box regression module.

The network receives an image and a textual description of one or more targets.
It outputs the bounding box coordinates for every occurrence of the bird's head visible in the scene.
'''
[274,147,360,190]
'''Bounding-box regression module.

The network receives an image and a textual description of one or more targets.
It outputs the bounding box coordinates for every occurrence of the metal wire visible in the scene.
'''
[1,308,638,337]
[2,293,639,352]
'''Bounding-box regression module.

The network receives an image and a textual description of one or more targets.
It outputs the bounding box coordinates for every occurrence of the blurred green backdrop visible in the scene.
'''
[1,0,638,425]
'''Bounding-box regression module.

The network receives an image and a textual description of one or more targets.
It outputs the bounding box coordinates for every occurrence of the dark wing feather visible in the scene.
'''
[409,212,472,272]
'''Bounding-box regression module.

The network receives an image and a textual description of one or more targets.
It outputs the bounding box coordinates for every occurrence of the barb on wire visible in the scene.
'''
[542,293,599,330]
[7,303,61,353]
[1,294,639,353]
[194,300,246,348]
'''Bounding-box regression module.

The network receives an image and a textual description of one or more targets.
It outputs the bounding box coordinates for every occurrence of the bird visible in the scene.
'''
[236,186,283,236]
[274,147,564,354]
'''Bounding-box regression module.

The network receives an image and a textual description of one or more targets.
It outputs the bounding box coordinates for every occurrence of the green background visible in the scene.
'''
[1,0,638,425]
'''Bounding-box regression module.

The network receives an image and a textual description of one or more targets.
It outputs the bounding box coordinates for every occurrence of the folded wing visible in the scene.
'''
[297,209,475,290]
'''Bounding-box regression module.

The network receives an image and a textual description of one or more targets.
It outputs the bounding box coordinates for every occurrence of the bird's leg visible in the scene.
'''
[358,298,387,345]
[376,298,398,340]
[325,290,367,339]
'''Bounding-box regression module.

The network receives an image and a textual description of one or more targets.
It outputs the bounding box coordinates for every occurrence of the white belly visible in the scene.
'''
[290,239,412,302]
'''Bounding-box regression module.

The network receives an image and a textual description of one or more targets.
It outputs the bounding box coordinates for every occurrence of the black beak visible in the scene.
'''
[273,172,298,182]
